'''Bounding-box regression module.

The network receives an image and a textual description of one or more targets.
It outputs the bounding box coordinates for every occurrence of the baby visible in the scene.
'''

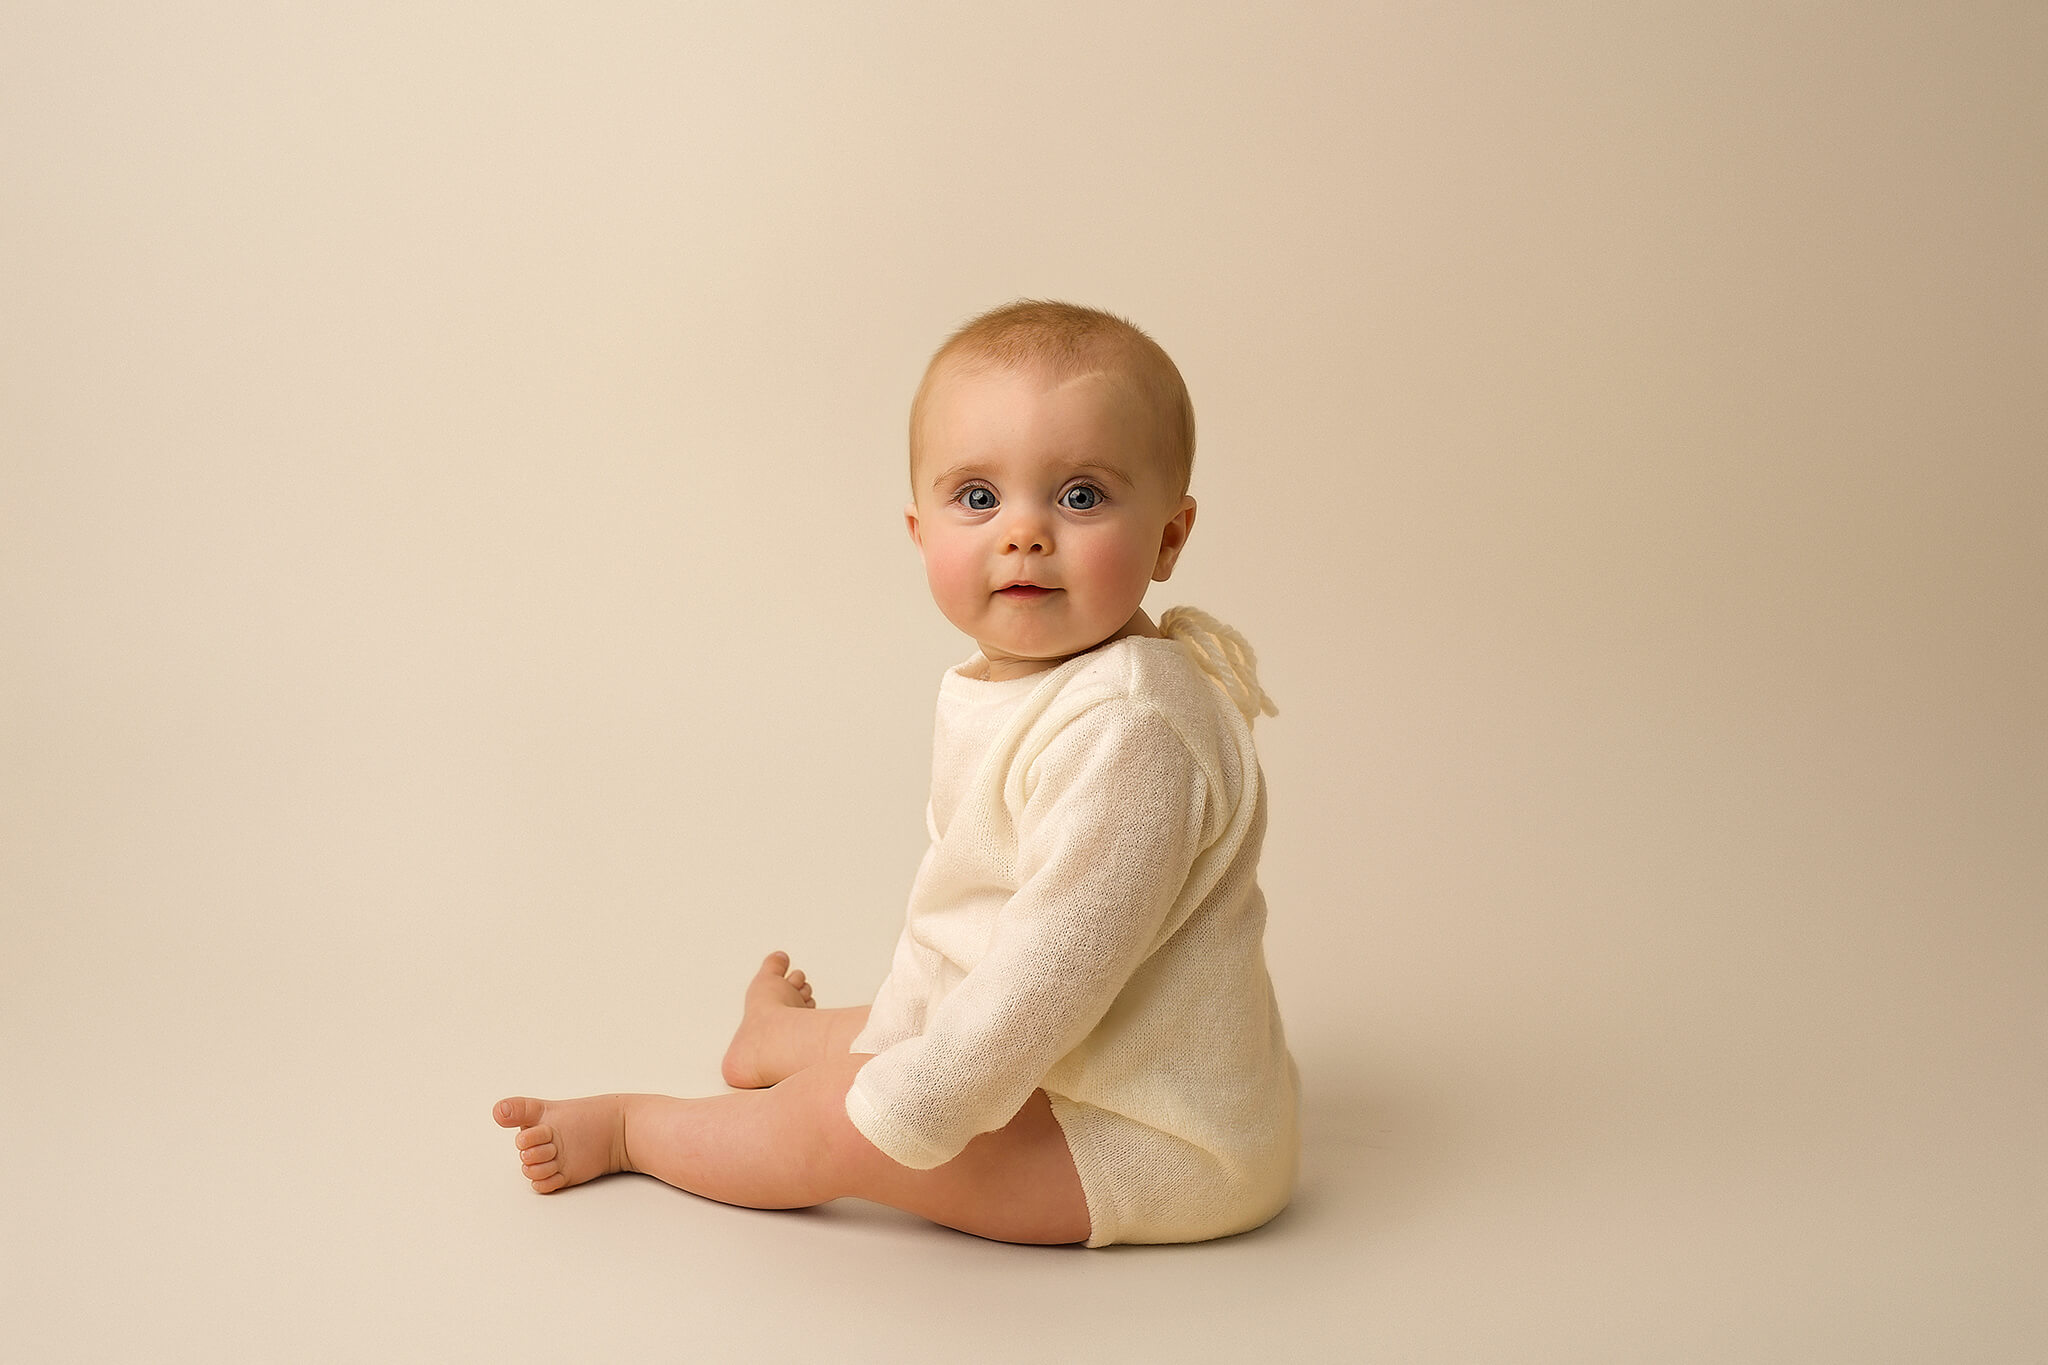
[494,300,1300,1247]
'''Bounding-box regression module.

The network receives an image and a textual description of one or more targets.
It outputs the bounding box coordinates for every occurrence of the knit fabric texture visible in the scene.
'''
[846,609,1300,1246]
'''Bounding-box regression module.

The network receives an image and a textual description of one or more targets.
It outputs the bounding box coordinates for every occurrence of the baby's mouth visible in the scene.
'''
[996,584,1056,599]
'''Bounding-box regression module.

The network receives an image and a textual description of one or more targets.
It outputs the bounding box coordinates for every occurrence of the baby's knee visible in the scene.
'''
[782,1053,883,1201]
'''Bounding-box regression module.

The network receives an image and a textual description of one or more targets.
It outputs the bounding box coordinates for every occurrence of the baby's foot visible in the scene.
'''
[719,950,815,1089]
[492,1095,629,1194]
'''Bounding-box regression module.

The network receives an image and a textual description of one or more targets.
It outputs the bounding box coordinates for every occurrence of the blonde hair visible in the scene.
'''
[908,299,1196,498]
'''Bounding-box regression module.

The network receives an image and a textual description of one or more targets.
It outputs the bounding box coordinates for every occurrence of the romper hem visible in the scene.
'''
[1044,1090,1296,1249]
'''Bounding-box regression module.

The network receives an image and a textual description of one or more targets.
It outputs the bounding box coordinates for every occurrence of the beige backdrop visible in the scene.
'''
[5,4,2043,1361]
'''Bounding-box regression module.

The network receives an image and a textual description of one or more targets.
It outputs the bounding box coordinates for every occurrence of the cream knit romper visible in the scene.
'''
[847,607,1300,1247]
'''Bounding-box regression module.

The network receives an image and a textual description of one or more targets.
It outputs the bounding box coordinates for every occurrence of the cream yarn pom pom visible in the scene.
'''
[1159,606,1279,723]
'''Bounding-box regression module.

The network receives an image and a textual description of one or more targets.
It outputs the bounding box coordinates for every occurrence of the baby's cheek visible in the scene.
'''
[922,538,982,604]
[1078,531,1158,595]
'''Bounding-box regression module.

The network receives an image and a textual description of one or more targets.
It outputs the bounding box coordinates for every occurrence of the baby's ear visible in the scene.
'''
[904,501,923,550]
[1152,497,1196,579]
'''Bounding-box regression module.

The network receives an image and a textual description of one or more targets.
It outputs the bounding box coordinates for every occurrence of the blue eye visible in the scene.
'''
[960,486,996,511]
[1062,484,1103,510]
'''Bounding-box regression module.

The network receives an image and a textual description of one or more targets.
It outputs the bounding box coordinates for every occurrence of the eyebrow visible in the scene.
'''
[928,462,1138,493]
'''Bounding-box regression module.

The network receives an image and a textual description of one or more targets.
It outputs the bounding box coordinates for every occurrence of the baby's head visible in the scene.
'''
[909,300,1196,501]
[904,300,1200,680]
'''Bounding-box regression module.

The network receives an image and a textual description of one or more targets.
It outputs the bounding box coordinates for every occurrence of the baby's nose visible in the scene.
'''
[1001,508,1053,552]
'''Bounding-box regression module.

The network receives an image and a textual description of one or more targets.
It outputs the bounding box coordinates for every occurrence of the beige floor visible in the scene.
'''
[8,599,2042,1361]
[6,4,2044,1360]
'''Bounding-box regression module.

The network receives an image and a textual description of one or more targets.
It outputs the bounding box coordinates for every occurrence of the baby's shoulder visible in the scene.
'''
[1046,636,1241,749]
[1010,639,1250,823]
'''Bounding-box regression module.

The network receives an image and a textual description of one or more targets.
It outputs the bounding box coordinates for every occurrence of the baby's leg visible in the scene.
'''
[721,951,871,1089]
[493,1053,1090,1246]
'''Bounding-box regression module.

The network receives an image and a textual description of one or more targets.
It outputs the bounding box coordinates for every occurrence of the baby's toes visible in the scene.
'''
[788,968,806,989]
[530,1170,570,1194]
[516,1123,555,1152]
[520,1140,559,1170]
[494,1097,546,1129]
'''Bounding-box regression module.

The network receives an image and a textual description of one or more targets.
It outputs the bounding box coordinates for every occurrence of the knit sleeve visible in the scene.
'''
[844,697,1208,1169]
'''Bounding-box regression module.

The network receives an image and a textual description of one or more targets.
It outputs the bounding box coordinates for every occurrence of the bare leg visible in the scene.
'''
[721,950,871,1089]
[493,1052,1090,1246]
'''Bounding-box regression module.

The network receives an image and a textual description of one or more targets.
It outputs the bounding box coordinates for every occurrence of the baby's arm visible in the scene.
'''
[847,698,1209,1169]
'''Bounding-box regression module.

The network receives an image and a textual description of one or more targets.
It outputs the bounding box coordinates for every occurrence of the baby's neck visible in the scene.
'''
[1117,610,1167,642]
[970,610,1164,681]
